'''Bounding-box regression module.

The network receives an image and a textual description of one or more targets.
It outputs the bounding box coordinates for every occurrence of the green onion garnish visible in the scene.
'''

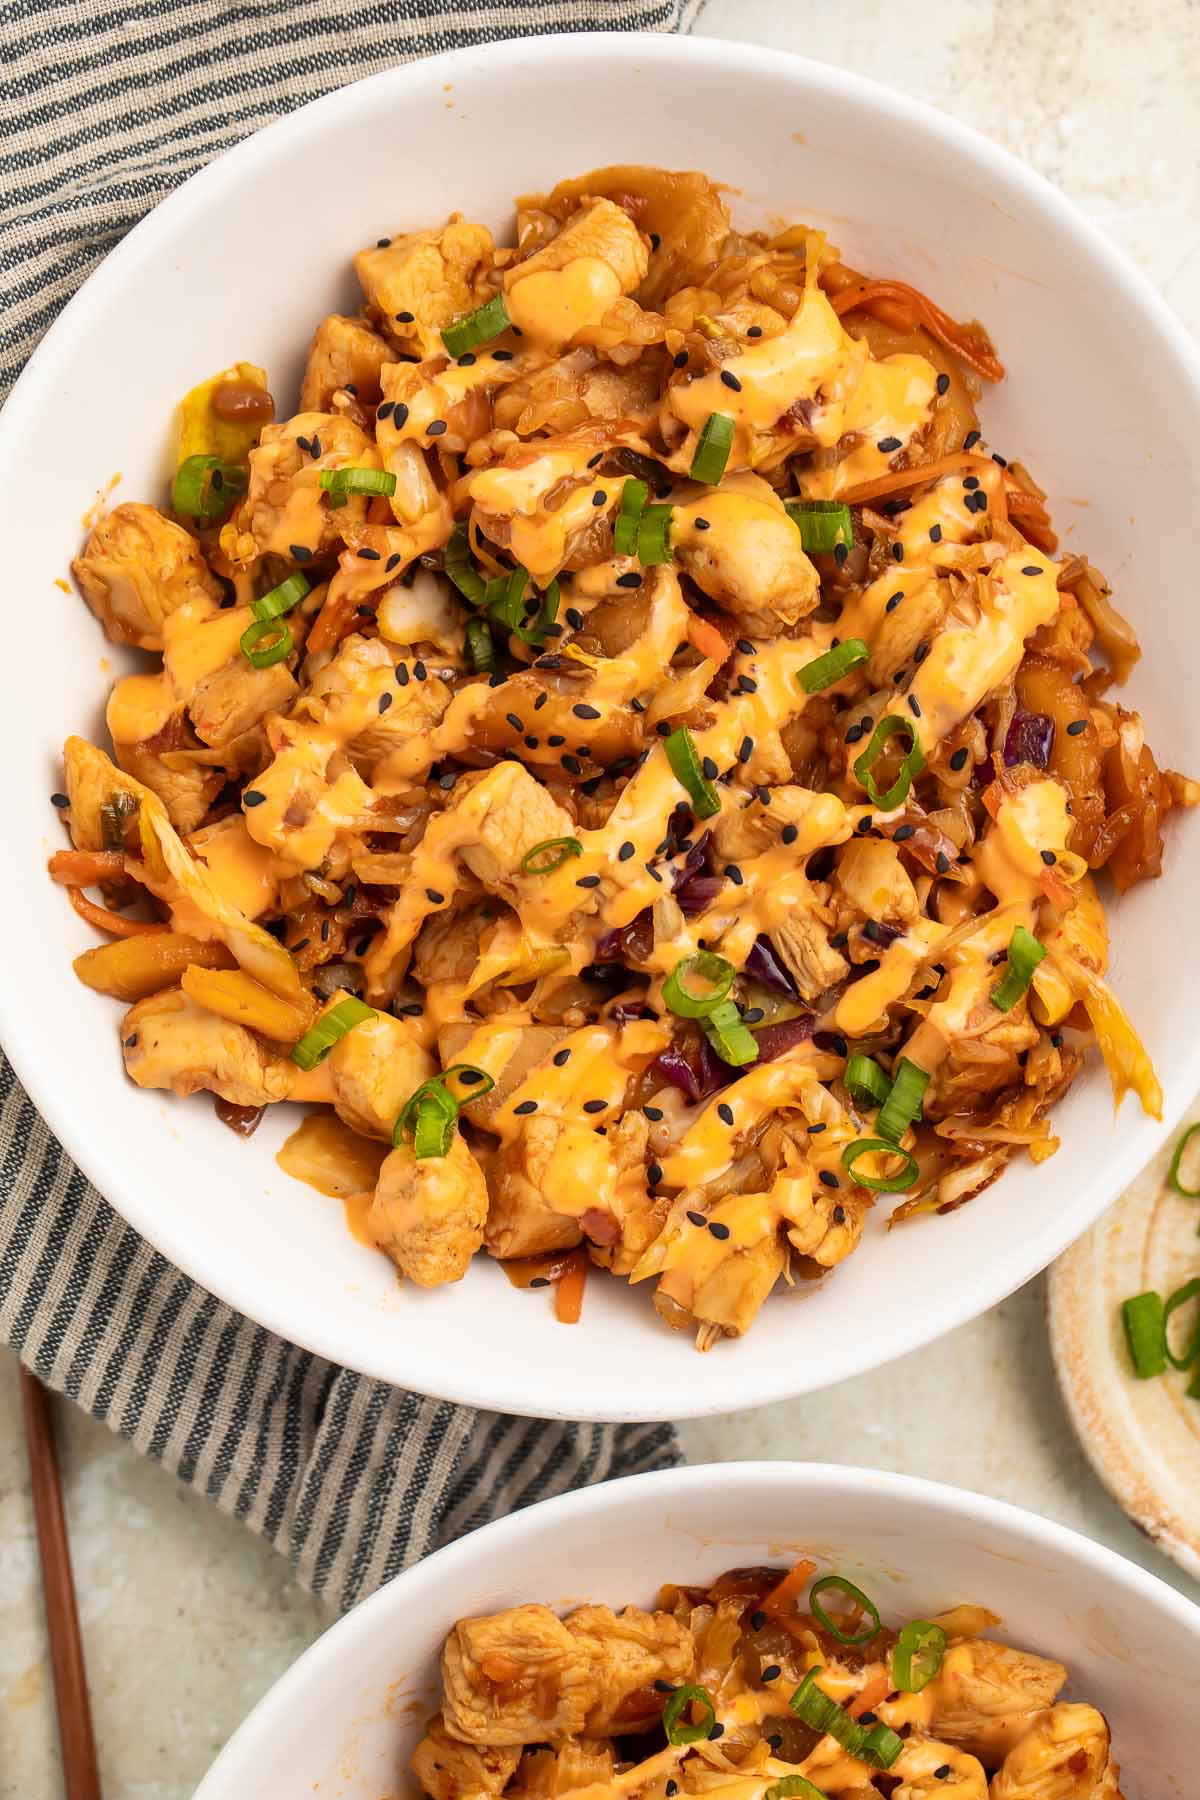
[690,412,734,484]
[440,1064,496,1107]
[441,293,511,358]
[808,1575,880,1646]
[251,571,310,624]
[798,638,869,695]
[892,1619,947,1693]
[465,617,495,674]
[1168,1123,1200,1197]
[613,479,648,556]
[702,998,759,1067]
[788,1670,901,1769]
[412,1092,456,1159]
[1122,1290,1167,1378]
[172,453,247,523]
[665,726,721,819]
[854,714,925,811]
[240,617,293,668]
[319,467,398,508]
[1163,1278,1200,1371]
[394,1065,495,1158]
[444,521,486,604]
[661,1683,716,1746]
[636,503,674,567]
[513,576,560,647]
[289,997,376,1071]
[990,926,1047,1013]
[520,837,583,876]
[764,1780,829,1800]
[875,1057,929,1145]
[662,952,736,1020]
[844,1053,891,1111]
[841,1137,920,1192]
[484,567,530,633]
[786,500,853,555]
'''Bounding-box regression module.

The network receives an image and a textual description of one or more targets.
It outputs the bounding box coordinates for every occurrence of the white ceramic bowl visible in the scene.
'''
[4,34,1199,1421]
[193,1461,1200,1798]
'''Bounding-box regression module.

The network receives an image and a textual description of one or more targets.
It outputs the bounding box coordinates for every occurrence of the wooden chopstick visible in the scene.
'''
[19,1364,103,1800]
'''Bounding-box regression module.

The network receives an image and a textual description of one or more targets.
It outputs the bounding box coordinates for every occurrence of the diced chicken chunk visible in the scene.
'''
[484,1115,587,1259]
[866,573,945,687]
[72,503,223,651]
[509,1739,614,1800]
[567,1605,693,1736]
[229,412,380,564]
[773,909,850,1001]
[326,1008,435,1140]
[835,837,920,925]
[888,1736,987,1798]
[115,735,224,835]
[928,1638,1067,1765]
[990,1704,1115,1799]
[458,764,577,903]
[355,217,496,358]
[411,1714,520,1800]
[504,198,649,349]
[299,313,392,411]
[121,989,295,1107]
[187,656,298,749]
[367,1133,488,1287]
[673,475,819,638]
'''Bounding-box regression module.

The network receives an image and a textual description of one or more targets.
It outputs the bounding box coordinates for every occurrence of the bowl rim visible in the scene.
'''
[5,30,1200,1419]
[193,1457,1200,1795]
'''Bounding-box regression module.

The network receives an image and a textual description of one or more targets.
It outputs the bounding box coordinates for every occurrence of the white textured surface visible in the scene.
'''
[3,3,1200,1794]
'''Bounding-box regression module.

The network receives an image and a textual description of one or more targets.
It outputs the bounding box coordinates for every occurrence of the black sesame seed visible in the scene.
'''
[358,547,381,561]
[645,863,663,882]
[561,754,583,775]
[707,1223,731,1242]
[892,542,905,561]
[1022,564,1043,577]
[592,490,607,508]
[964,429,981,449]
[425,887,445,904]
[767,1736,783,1751]
[673,350,689,369]
[724,863,744,885]
[547,734,566,748]
[583,1098,607,1114]
[834,542,849,567]
[894,823,916,841]
[833,1204,847,1224]
[737,735,754,764]
[935,851,951,874]
[666,1783,679,1796]
[914,641,930,665]
[963,474,980,490]
[513,1099,538,1116]
[694,517,711,531]
[456,352,477,367]
[50,792,69,809]
[760,1662,781,1682]
[992,451,1008,467]
[877,435,902,453]
[935,372,951,396]
[1041,849,1057,865]
[819,1170,839,1189]
[243,790,266,808]
[747,324,763,338]
[1066,718,1088,736]
[686,1209,706,1227]
[523,735,539,750]
[742,1007,765,1024]
[396,664,411,688]
[426,419,447,437]
[717,1103,734,1126]
[949,746,969,771]
[845,724,865,745]
[929,523,943,543]
[856,815,873,834]
[505,712,524,732]
[720,370,742,392]
[885,589,904,612]
[644,1105,664,1122]
[907,694,922,718]
[291,937,310,953]
[781,823,798,845]
[701,756,719,780]
[616,572,643,589]
[566,607,584,629]
[310,435,322,458]
[377,691,393,715]
[647,1161,664,1186]
[748,1609,767,1632]
[573,703,601,720]
[577,874,601,889]
[807,1122,827,1134]
[492,349,514,362]
[935,1767,951,1782]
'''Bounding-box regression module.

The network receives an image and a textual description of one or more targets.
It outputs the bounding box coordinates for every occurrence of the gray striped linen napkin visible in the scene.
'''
[1,0,693,1614]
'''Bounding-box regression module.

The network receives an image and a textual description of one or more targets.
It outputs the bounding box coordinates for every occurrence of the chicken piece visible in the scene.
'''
[298,313,392,412]
[672,474,819,638]
[411,1714,520,1800]
[927,1638,1067,1765]
[367,1132,487,1287]
[521,165,731,307]
[326,1007,435,1140]
[121,989,296,1107]
[484,1115,589,1259]
[303,632,452,781]
[509,1739,614,1800]
[187,654,298,749]
[458,764,577,902]
[990,1704,1114,1799]
[773,908,850,1001]
[465,434,615,586]
[835,836,921,925]
[309,450,455,653]
[72,503,223,651]
[887,1736,987,1798]
[503,197,649,350]
[114,734,224,836]
[442,1604,594,1745]
[354,216,496,359]
[227,412,380,564]
[866,573,945,687]
[565,1605,694,1735]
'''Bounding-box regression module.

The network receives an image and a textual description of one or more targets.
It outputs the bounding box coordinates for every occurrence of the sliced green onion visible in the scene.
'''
[319,466,398,508]
[1122,1290,1167,1378]
[613,479,648,556]
[662,952,735,1020]
[859,1723,904,1770]
[809,1575,881,1646]
[841,1137,920,1192]
[513,576,560,647]
[636,503,674,566]
[798,638,869,695]
[1189,1364,1200,1402]
[394,1078,456,1147]
[990,926,1047,1013]
[854,714,925,812]
[665,726,721,819]
[520,837,583,876]
[240,617,293,668]
[786,500,853,555]
[441,293,511,358]
[764,1780,829,1800]
[289,997,376,1071]
[787,1670,899,1768]
[690,412,734,485]
[466,617,495,674]
[844,1054,891,1110]
[484,567,530,633]
[662,1683,716,1746]
[172,453,247,523]
[875,1057,929,1145]
[892,1620,947,1694]
[444,520,486,604]
[702,999,759,1067]
[412,1093,456,1159]
[1168,1123,1200,1197]
[251,571,310,623]
[441,1064,496,1107]
[1163,1278,1200,1371]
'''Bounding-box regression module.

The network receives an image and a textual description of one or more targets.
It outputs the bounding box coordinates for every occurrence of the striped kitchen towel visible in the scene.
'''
[0,0,692,1614]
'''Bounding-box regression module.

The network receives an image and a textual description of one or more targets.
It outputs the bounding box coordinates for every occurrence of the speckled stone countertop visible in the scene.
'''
[4,3,1200,1793]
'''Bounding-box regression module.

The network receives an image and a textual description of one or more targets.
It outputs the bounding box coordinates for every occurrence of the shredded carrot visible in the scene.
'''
[308,591,364,655]
[47,849,127,886]
[1006,487,1059,554]
[840,451,1000,510]
[820,262,917,332]
[848,1667,892,1718]
[685,613,733,665]
[761,1554,817,1618]
[66,887,168,938]
[829,279,1006,382]
[554,1249,589,1325]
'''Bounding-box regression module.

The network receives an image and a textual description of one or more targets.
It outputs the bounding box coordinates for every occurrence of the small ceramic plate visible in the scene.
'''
[1049,1102,1200,1578]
